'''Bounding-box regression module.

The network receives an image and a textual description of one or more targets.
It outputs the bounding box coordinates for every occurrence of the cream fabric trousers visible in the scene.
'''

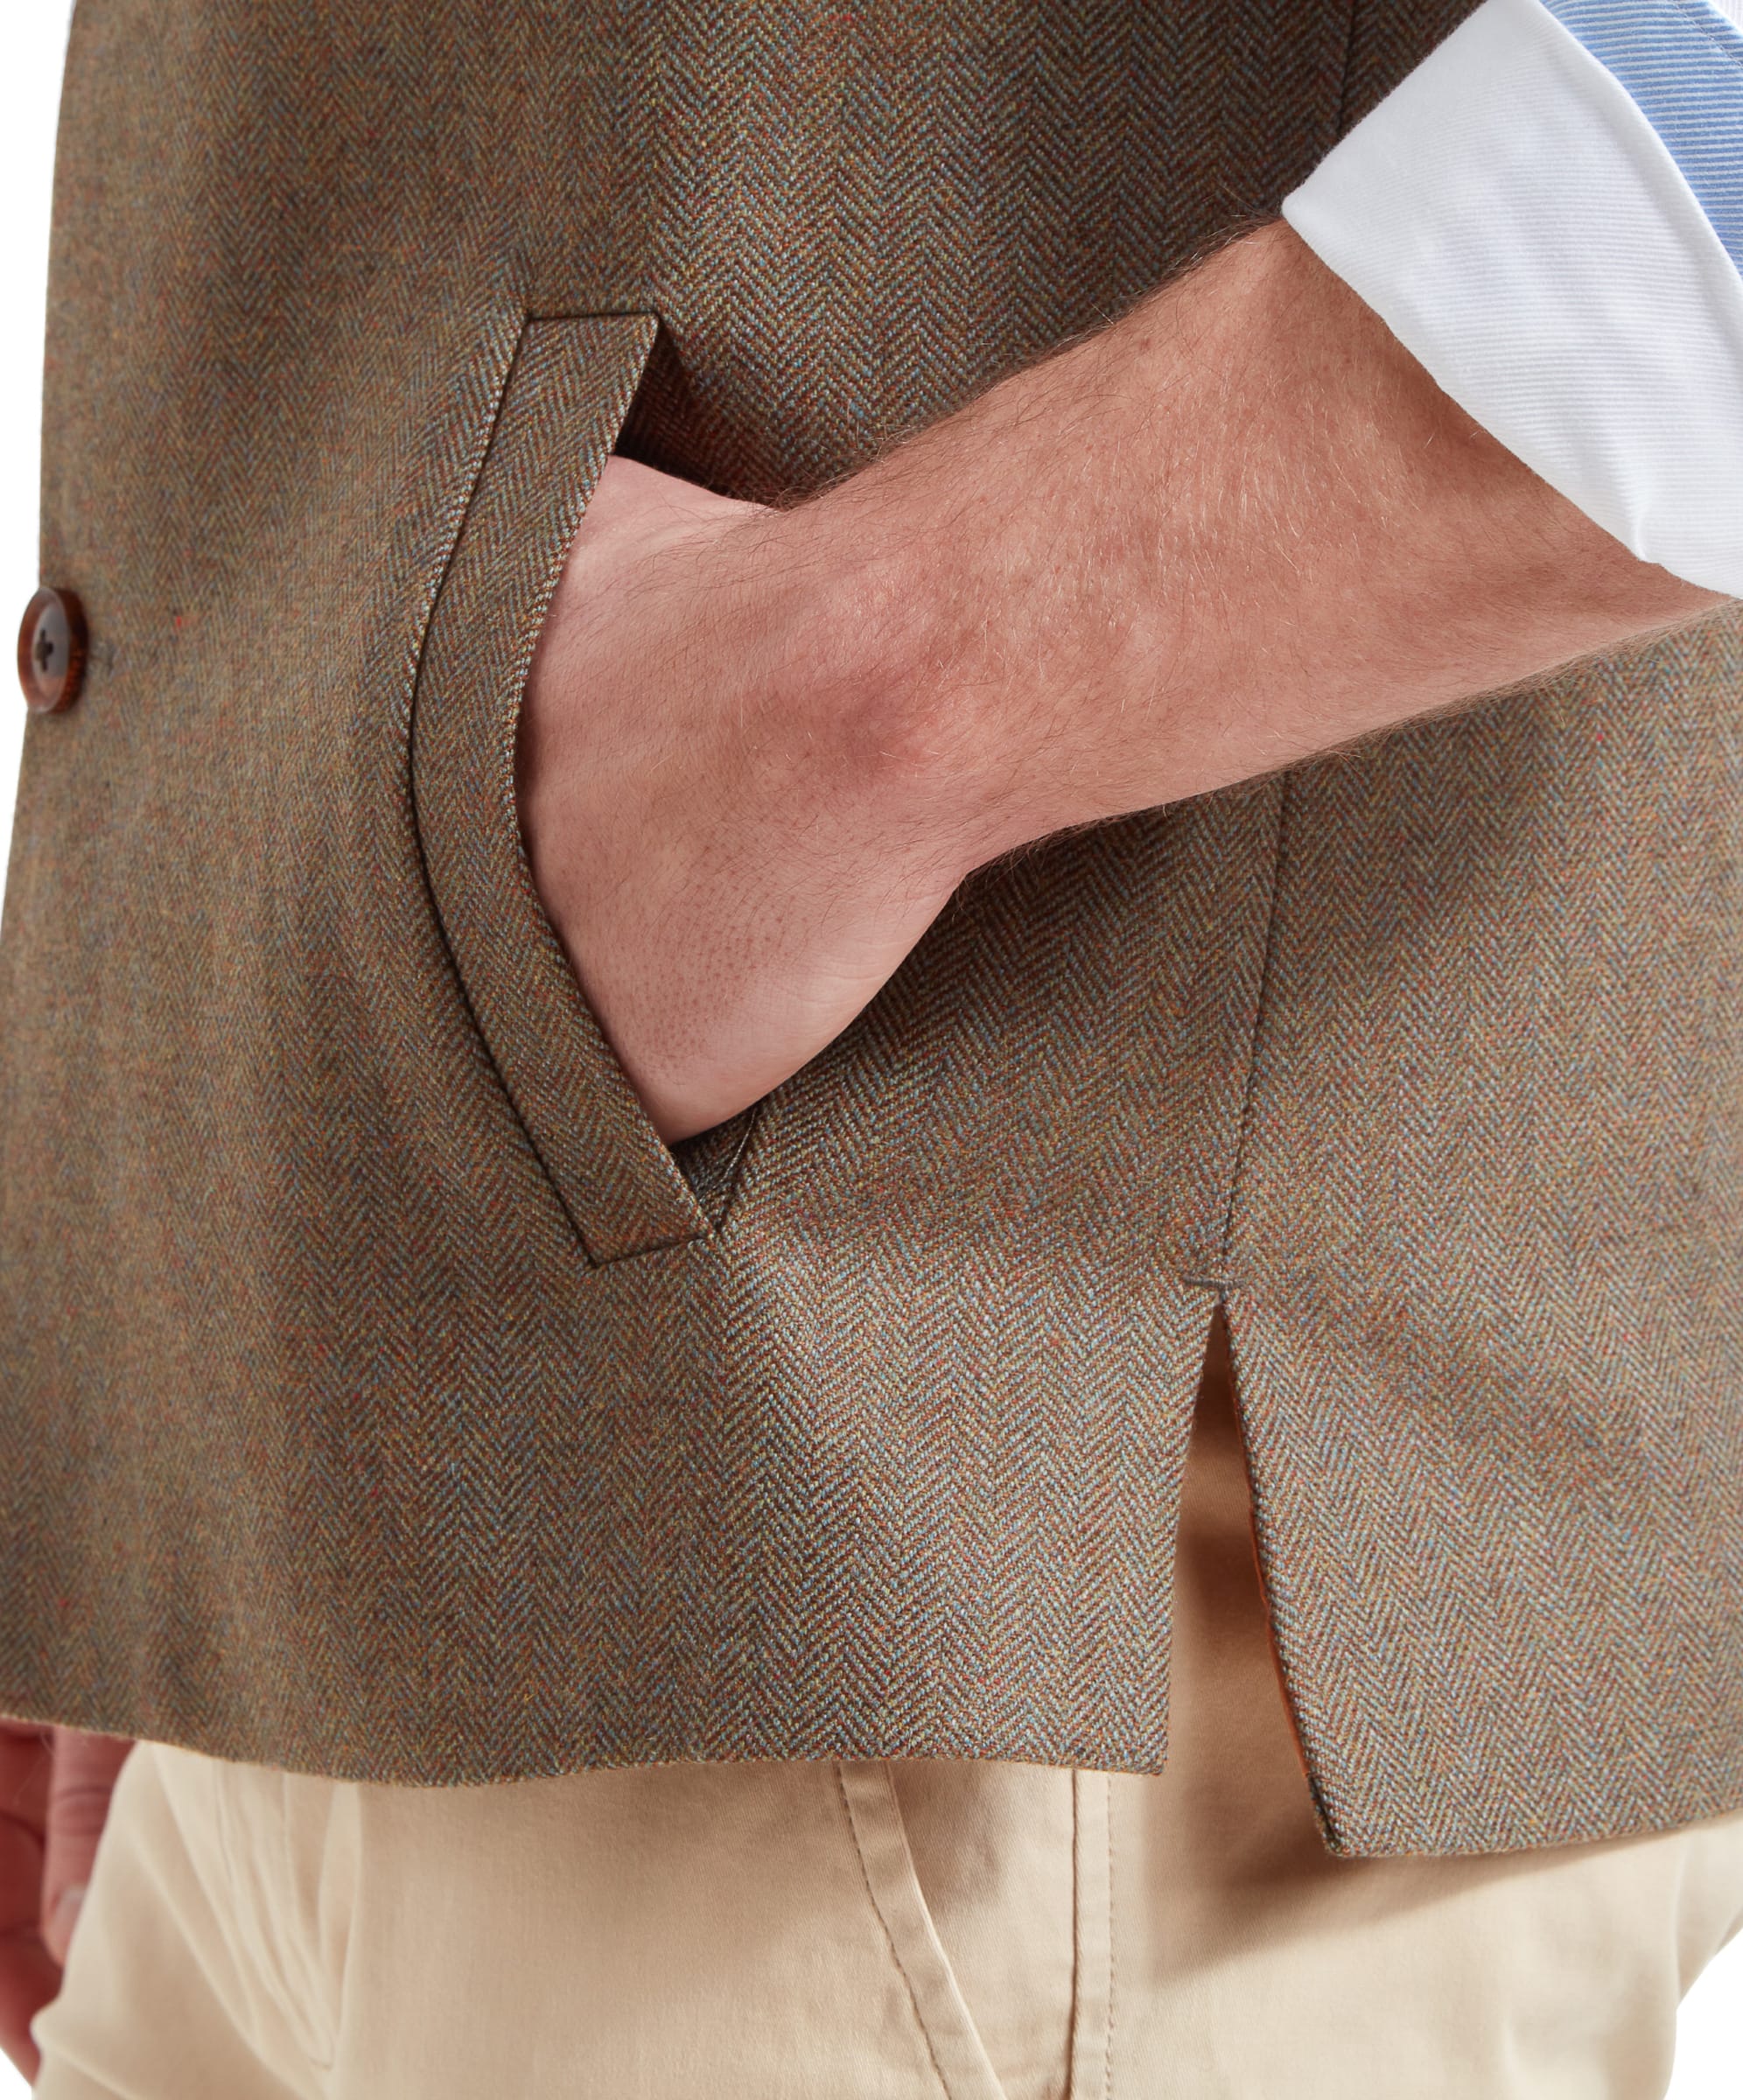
[33,1316,1743,2098]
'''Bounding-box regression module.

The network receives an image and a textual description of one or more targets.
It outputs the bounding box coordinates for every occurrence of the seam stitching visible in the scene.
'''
[1639,0,1743,80]
[834,1760,958,2100]
[1214,775,1292,1271]
[1102,1778,1115,2100]
[409,308,710,1268]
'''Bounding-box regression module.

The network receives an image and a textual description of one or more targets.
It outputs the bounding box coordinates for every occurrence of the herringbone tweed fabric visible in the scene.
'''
[2,0,1740,1857]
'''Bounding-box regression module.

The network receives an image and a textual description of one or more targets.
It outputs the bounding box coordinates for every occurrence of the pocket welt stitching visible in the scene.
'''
[410,312,711,1265]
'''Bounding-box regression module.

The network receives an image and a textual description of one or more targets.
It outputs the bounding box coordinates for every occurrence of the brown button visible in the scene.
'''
[18,587,88,714]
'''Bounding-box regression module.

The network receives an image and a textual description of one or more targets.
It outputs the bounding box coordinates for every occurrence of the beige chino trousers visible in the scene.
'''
[33,1316,1743,2098]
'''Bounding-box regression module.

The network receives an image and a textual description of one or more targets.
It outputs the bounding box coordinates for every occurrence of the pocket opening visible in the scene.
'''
[410,311,728,1266]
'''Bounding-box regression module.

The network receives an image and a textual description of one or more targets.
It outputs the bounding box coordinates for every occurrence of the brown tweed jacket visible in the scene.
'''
[3,0,1740,1859]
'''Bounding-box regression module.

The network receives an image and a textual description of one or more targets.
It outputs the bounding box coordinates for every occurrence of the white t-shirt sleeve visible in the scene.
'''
[1281,0,1743,596]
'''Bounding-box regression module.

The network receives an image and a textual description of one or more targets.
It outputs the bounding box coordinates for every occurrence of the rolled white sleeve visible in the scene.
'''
[1281,0,1743,596]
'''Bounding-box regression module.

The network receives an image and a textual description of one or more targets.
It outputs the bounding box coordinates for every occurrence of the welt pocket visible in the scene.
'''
[410,312,716,1265]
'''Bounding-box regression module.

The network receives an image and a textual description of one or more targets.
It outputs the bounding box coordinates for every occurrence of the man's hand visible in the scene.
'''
[519,458,968,1141]
[0,1724,132,2080]
[520,224,1721,1142]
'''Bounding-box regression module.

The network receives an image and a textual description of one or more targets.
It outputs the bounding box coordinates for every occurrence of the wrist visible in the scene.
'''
[733,498,996,892]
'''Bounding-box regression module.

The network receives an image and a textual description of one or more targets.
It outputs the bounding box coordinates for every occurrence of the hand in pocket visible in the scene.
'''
[517,456,964,1142]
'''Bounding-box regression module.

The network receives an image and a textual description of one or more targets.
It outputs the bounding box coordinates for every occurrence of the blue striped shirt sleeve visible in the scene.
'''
[1545,0,1743,262]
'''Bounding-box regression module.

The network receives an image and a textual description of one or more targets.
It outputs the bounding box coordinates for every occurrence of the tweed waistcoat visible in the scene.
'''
[4,0,1742,1859]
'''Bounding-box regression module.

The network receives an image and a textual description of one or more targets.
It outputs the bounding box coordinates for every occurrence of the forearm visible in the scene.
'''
[521,4,1743,1144]
[753,220,1722,878]
[522,213,1729,1144]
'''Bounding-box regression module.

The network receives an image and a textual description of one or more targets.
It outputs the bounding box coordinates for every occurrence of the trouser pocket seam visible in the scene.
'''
[834,1758,1011,2100]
